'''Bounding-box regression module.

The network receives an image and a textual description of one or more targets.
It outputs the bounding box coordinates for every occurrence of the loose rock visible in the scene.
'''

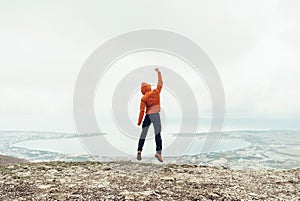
[0,161,299,200]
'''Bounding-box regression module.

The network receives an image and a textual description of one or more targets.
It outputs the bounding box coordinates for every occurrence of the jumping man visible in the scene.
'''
[137,68,163,162]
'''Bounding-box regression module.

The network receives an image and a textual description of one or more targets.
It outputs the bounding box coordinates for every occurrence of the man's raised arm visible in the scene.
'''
[155,68,163,92]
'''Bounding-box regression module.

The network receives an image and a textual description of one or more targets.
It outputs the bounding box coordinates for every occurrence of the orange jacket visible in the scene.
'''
[138,71,163,125]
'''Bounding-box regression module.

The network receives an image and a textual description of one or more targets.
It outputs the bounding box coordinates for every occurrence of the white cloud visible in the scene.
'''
[0,0,299,131]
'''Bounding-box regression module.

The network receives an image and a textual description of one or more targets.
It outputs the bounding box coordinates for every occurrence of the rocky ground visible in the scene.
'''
[0,160,299,200]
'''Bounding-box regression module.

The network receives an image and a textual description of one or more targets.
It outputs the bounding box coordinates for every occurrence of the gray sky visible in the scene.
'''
[0,0,300,132]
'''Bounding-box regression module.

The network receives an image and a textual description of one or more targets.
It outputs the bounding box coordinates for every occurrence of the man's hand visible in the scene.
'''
[155,67,163,88]
[137,122,141,126]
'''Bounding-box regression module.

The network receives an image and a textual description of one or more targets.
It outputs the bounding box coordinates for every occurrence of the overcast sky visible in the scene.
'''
[0,0,300,132]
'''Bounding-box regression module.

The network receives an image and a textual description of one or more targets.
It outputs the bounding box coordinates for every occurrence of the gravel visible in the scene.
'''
[0,160,299,200]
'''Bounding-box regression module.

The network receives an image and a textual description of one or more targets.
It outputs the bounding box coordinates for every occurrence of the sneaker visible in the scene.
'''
[155,153,163,162]
[137,151,142,161]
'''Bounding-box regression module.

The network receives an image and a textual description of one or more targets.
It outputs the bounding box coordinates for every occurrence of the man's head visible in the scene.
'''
[141,82,151,95]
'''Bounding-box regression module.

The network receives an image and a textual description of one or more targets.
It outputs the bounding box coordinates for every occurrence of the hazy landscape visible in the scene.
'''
[1,129,299,170]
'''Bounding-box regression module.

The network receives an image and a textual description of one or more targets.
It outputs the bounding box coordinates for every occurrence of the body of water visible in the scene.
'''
[1,129,299,169]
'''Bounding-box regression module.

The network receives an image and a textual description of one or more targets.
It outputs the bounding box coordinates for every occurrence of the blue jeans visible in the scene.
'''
[137,113,162,153]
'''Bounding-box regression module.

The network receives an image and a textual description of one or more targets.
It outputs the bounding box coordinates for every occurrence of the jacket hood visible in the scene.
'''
[141,82,151,95]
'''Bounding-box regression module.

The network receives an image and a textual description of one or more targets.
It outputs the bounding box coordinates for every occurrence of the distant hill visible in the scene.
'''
[0,154,28,165]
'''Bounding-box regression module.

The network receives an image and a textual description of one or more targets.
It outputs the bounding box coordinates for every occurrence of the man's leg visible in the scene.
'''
[137,115,151,160]
[149,113,163,162]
